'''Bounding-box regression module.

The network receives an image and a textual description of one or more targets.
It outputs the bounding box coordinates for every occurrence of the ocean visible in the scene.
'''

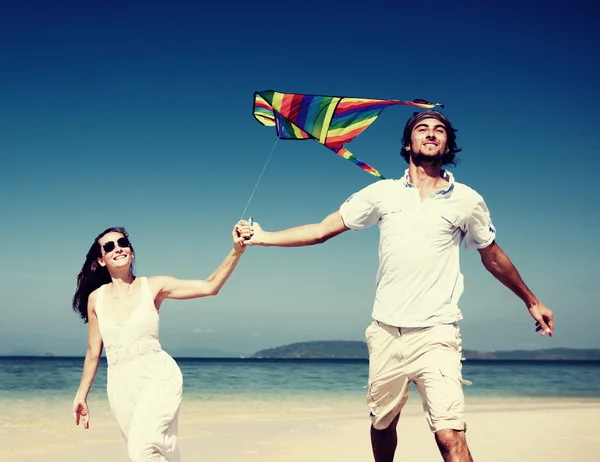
[1,356,599,404]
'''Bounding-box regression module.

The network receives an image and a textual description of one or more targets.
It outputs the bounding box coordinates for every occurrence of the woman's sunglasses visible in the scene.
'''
[102,237,131,254]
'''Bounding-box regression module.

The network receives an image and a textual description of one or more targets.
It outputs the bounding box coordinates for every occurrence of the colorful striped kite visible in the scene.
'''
[253,90,443,179]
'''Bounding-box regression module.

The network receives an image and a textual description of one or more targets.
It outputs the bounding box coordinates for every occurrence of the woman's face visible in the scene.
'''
[97,232,134,271]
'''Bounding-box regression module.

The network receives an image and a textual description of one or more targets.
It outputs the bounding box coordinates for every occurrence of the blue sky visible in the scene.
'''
[0,1,598,356]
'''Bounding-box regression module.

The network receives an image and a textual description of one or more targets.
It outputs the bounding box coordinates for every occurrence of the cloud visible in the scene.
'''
[193,328,214,334]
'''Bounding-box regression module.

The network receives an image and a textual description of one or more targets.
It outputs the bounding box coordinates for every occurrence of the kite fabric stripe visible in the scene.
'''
[275,113,310,140]
[253,90,443,180]
[319,97,340,144]
[253,94,275,126]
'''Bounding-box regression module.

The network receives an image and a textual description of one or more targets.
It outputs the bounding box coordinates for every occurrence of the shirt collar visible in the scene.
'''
[400,168,455,194]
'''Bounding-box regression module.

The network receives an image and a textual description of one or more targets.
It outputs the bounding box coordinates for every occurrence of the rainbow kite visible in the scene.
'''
[253,90,443,179]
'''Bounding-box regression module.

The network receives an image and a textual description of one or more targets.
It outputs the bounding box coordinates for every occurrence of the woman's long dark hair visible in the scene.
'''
[72,227,135,323]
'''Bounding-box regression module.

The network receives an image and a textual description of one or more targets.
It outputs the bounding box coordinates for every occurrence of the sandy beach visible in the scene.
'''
[2,396,599,461]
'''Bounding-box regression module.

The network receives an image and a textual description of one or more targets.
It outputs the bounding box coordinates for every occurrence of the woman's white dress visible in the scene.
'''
[96,277,183,461]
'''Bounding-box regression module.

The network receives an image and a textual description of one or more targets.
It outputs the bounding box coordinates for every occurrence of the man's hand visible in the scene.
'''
[244,221,265,246]
[478,242,556,339]
[528,302,554,337]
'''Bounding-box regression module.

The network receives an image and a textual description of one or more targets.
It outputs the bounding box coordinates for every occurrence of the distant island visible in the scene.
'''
[251,341,600,361]
[253,341,368,359]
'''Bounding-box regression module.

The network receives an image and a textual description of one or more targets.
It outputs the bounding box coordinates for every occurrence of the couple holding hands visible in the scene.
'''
[72,110,554,462]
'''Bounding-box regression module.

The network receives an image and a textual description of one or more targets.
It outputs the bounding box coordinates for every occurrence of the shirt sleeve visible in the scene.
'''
[339,184,380,231]
[464,196,496,249]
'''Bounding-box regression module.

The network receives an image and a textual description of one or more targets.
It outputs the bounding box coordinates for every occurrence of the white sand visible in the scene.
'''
[2,397,599,461]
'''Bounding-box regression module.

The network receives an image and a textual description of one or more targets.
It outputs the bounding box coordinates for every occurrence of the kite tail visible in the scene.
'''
[334,147,385,180]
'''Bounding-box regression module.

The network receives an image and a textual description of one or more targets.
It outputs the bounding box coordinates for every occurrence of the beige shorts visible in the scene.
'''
[365,320,469,433]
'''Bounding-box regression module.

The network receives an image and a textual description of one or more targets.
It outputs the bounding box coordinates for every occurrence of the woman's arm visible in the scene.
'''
[73,292,103,429]
[152,221,252,302]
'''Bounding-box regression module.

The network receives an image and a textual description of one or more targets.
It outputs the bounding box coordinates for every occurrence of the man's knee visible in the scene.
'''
[372,412,400,432]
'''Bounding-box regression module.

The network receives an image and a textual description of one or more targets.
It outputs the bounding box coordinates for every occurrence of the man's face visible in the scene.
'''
[407,118,449,161]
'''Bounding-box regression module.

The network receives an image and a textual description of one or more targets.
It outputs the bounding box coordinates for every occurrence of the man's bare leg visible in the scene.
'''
[370,414,400,462]
[434,429,474,462]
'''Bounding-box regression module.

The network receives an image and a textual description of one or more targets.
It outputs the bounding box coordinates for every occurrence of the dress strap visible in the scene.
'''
[140,277,157,311]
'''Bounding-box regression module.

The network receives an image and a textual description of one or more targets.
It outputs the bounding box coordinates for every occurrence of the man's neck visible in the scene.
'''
[408,161,444,189]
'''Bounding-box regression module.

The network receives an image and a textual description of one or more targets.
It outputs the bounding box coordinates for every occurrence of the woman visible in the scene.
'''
[71,222,251,461]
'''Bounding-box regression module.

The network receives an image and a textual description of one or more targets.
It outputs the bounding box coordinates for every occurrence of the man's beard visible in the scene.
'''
[411,151,444,166]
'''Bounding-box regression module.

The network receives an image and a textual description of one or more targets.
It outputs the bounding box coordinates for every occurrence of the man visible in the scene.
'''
[244,110,554,462]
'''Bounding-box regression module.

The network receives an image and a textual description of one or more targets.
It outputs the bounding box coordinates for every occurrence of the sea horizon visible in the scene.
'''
[1,353,599,362]
[1,356,599,403]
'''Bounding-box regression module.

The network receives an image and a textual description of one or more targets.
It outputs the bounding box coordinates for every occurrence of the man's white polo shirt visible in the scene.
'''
[339,169,496,327]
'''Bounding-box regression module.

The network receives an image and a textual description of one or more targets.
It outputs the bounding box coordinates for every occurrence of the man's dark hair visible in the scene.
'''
[400,110,461,166]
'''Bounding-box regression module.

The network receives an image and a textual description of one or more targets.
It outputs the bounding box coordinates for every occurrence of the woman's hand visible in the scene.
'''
[73,397,90,429]
[233,220,253,254]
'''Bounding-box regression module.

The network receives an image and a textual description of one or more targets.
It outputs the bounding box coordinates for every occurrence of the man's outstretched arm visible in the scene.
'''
[245,211,349,247]
[478,241,555,336]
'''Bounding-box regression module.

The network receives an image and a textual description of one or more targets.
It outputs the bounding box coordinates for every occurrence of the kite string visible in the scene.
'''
[239,138,279,221]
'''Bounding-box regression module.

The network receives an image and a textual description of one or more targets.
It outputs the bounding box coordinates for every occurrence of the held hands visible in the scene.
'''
[233,220,254,253]
[73,398,90,429]
[528,302,554,337]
